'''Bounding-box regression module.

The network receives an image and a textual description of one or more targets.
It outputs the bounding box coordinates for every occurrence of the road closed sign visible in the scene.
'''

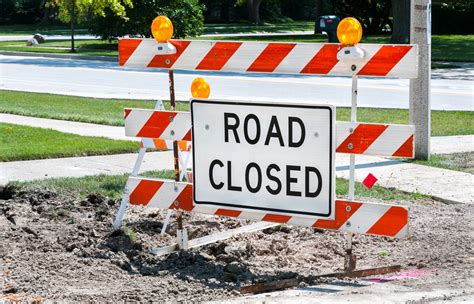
[191,100,335,218]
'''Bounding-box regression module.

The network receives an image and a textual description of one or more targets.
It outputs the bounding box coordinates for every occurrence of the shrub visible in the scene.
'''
[88,0,205,40]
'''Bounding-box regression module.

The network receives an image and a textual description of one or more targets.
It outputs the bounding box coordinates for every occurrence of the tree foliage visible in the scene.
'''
[47,0,132,23]
[88,0,204,40]
[330,0,391,34]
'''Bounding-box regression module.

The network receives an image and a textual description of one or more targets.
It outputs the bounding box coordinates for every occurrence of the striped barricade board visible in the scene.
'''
[125,107,415,158]
[119,39,418,78]
[125,177,408,238]
[117,37,416,241]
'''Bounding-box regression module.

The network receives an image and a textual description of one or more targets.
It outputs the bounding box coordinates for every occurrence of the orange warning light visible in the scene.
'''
[151,16,173,43]
[337,17,363,46]
[191,78,210,98]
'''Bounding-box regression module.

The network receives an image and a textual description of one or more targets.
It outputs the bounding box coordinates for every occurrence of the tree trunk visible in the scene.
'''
[313,0,322,34]
[220,0,230,22]
[391,0,410,43]
[70,0,76,52]
[248,0,263,24]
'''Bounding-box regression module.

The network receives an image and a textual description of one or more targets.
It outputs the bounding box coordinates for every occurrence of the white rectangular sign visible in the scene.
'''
[191,100,335,218]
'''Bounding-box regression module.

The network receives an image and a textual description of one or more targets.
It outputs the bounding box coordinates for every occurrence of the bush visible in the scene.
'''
[432,3,474,35]
[1,0,46,25]
[89,0,205,40]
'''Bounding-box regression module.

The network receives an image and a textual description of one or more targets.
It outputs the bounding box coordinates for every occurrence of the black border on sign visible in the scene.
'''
[190,99,333,218]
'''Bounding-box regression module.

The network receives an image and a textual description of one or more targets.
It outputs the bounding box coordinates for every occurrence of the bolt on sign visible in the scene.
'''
[191,100,335,218]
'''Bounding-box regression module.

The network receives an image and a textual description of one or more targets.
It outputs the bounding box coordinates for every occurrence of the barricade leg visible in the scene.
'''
[113,146,147,229]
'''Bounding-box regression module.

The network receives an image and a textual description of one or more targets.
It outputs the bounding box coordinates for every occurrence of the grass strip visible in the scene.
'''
[1,91,472,136]
[0,90,188,126]
[406,152,473,174]
[0,21,315,36]
[11,170,430,202]
[0,123,139,162]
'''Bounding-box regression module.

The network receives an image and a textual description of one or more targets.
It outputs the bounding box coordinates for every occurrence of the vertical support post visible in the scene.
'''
[345,75,358,273]
[410,0,431,160]
[348,76,357,202]
[169,69,188,250]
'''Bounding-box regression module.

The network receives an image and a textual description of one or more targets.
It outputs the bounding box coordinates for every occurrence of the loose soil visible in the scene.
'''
[1,185,473,302]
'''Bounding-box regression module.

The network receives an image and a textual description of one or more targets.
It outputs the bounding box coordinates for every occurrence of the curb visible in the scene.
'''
[0,50,117,62]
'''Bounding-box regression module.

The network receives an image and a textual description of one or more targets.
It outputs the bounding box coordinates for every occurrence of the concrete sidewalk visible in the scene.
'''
[337,154,473,204]
[0,113,138,142]
[1,113,472,154]
[0,151,174,184]
[1,149,472,204]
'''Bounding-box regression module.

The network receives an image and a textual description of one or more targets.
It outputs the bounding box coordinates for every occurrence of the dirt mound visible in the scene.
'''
[1,185,473,302]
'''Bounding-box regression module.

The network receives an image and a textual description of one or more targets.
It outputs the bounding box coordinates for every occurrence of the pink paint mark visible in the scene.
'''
[366,268,432,283]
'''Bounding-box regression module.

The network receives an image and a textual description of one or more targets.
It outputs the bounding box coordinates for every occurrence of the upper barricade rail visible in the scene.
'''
[118,39,418,79]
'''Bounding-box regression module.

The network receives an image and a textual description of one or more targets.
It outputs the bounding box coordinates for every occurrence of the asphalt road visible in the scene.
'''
[1,54,472,111]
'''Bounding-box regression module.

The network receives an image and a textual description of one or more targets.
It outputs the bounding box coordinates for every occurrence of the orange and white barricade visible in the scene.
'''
[113,17,418,260]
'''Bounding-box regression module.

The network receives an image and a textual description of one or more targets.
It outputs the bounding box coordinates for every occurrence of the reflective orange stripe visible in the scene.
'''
[136,112,177,138]
[118,39,142,66]
[147,40,191,68]
[367,206,408,237]
[337,124,388,154]
[247,43,296,72]
[182,129,192,141]
[196,42,242,70]
[215,208,242,217]
[262,214,291,223]
[392,135,414,157]
[300,44,340,74]
[153,139,169,150]
[129,180,163,206]
[124,108,132,119]
[314,201,361,230]
[357,45,412,76]
[170,184,194,211]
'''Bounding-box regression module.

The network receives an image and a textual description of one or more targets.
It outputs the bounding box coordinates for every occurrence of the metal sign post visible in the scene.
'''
[345,75,358,272]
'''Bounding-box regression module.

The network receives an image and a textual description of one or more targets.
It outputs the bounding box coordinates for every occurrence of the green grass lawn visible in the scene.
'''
[0,24,88,36]
[0,90,188,126]
[10,169,429,202]
[0,39,117,57]
[0,123,139,162]
[1,91,472,136]
[407,152,473,174]
[0,21,313,36]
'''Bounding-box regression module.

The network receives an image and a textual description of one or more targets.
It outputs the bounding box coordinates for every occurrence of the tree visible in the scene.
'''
[236,0,263,24]
[47,0,132,51]
[88,0,205,40]
[391,0,410,43]
[248,0,263,24]
[313,0,322,34]
[330,0,391,35]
